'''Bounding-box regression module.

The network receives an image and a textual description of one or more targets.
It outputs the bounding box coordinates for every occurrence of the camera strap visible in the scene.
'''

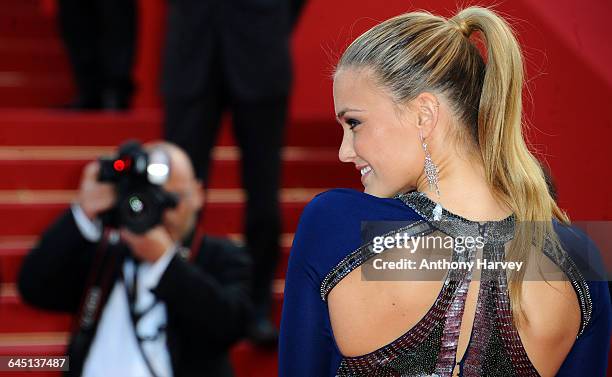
[76,230,113,331]
[120,259,163,377]
[72,230,123,377]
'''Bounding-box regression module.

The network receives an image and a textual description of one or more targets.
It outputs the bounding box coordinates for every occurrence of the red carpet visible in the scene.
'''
[0,1,358,375]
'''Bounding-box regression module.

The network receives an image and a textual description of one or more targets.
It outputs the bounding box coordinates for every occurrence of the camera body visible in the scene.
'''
[98,140,178,234]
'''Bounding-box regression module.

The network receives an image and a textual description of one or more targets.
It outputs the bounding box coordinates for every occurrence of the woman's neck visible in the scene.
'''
[416,150,512,222]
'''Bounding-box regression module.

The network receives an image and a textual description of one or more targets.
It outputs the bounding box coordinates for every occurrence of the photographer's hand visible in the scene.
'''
[77,161,116,221]
[119,226,174,263]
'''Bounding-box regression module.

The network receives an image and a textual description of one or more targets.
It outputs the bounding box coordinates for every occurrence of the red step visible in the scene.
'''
[0,0,43,10]
[0,110,160,145]
[0,237,36,285]
[0,148,357,189]
[0,336,66,357]
[0,12,59,40]
[0,110,341,147]
[0,291,72,334]
[0,235,294,284]
[0,285,284,334]
[0,38,68,74]
[0,90,73,108]
[0,189,324,236]
[0,38,63,54]
[0,72,73,107]
[0,0,52,15]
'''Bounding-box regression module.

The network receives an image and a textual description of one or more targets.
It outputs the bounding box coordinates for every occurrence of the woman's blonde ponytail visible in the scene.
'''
[450,7,570,325]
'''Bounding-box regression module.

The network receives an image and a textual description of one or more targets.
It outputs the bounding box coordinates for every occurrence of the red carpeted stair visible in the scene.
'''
[0,1,358,376]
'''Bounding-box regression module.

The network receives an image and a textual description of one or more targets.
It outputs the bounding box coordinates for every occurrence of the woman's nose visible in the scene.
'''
[338,132,356,163]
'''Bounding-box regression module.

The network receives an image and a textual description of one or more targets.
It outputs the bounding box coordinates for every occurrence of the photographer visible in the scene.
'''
[18,141,252,377]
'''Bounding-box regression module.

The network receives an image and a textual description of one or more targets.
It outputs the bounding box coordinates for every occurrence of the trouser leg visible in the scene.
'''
[232,96,287,320]
[95,0,137,107]
[57,0,101,106]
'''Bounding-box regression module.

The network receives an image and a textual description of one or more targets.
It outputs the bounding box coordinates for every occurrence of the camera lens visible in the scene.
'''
[128,195,145,213]
[119,190,159,234]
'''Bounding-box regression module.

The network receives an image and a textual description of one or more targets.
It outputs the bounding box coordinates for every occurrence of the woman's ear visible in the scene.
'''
[414,92,440,139]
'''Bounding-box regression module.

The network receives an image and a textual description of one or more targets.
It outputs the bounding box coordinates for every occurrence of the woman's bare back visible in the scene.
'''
[328,242,581,377]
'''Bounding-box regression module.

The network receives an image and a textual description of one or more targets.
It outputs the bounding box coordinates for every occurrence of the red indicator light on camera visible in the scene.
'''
[113,159,125,171]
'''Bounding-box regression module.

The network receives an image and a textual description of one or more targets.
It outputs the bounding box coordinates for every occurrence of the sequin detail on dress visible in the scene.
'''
[320,191,592,377]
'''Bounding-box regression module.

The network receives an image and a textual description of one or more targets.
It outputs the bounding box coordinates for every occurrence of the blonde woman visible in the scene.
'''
[279,6,611,377]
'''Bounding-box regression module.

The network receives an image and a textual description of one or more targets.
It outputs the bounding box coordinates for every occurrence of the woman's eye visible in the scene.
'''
[346,119,361,130]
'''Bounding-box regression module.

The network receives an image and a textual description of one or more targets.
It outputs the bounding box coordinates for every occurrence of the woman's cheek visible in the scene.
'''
[352,134,366,158]
[353,126,378,155]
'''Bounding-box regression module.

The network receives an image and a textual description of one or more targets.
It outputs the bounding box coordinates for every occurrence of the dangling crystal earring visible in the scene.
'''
[420,130,443,221]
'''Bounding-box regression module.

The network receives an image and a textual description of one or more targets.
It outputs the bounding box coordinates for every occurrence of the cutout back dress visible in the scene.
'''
[279,189,611,376]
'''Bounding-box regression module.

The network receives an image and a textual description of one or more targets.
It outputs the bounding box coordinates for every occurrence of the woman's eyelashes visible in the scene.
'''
[346,118,361,130]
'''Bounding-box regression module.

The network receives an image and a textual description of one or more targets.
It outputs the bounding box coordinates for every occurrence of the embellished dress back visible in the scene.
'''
[279,189,611,377]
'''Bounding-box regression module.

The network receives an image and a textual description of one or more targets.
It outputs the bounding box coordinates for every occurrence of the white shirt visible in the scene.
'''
[71,204,175,377]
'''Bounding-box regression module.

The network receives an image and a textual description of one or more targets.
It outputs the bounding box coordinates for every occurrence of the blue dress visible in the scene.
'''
[279,188,612,376]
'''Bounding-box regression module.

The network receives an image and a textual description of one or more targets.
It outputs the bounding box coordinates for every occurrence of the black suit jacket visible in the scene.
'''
[18,209,252,377]
[161,0,306,101]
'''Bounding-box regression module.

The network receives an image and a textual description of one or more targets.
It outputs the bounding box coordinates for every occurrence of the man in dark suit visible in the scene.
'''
[162,0,306,346]
[18,142,252,377]
[57,0,136,110]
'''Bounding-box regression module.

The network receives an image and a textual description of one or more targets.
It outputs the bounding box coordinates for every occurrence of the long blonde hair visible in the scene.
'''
[336,6,570,326]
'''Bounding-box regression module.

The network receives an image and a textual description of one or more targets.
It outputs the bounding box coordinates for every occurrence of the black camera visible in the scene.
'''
[98,140,178,234]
